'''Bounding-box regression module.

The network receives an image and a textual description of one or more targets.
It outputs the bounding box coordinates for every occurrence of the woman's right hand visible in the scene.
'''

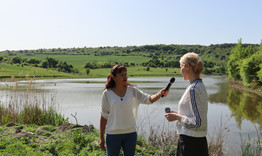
[99,139,106,150]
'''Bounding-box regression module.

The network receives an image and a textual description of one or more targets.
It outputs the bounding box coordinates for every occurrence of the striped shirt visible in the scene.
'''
[176,79,208,137]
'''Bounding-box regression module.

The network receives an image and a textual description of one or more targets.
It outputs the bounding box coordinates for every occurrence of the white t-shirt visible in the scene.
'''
[101,86,152,134]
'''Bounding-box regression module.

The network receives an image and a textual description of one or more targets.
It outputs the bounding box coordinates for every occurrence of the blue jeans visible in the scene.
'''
[106,132,137,156]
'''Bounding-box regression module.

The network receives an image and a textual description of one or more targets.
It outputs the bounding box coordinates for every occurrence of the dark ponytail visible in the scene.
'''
[105,73,116,89]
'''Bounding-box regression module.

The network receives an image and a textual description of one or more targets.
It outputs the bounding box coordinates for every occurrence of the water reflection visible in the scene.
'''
[208,81,229,104]
[227,88,262,129]
[207,77,262,129]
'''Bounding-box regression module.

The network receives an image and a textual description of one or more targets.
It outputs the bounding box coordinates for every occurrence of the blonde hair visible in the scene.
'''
[179,52,204,75]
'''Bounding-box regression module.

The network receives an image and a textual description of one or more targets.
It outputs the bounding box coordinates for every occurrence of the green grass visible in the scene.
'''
[26,54,151,68]
[0,63,85,79]
[0,124,164,155]
[0,54,181,79]
[0,62,181,79]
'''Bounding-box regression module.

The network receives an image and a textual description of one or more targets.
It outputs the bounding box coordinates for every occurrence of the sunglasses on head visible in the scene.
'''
[111,65,125,76]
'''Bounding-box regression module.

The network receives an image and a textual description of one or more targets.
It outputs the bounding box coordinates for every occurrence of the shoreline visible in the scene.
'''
[0,74,182,82]
[229,81,262,96]
[2,75,262,96]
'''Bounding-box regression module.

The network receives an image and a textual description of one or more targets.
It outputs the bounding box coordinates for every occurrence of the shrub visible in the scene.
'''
[86,68,90,75]
[240,53,262,86]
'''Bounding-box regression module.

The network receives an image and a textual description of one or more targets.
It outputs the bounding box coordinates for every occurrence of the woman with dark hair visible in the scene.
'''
[99,64,169,156]
[165,52,208,156]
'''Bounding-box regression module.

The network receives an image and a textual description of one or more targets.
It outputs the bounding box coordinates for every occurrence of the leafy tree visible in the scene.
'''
[40,57,77,73]
[240,55,261,86]
[256,43,262,84]
[46,57,58,68]
[164,60,180,68]
[227,39,244,80]
[258,64,262,84]
[27,58,41,64]
[229,40,262,86]
[142,57,161,68]
[123,62,129,67]
[130,62,135,66]
[203,60,215,68]
[58,61,72,73]
[244,45,256,58]
[11,56,22,64]
[84,62,98,69]
[42,61,48,68]
[101,62,115,68]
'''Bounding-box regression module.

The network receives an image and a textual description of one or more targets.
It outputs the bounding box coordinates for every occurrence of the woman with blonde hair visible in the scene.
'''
[165,52,208,156]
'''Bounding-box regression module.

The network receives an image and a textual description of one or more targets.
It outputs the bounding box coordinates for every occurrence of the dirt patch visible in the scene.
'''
[13,131,34,139]
[55,123,94,133]
[1,122,95,142]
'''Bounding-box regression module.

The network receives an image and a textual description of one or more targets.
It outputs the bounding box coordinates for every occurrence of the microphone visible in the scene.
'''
[165,107,171,113]
[162,77,175,97]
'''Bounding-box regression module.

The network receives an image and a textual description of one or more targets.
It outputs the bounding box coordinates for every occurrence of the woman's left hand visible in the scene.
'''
[165,111,182,122]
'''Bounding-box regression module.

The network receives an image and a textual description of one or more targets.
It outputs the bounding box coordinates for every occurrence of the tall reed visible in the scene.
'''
[137,117,178,155]
[240,126,262,156]
[137,117,226,155]
[208,128,225,156]
[147,125,178,155]
[208,115,228,156]
[0,82,68,126]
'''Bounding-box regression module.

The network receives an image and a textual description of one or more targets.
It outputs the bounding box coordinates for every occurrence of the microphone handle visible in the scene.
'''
[165,83,172,90]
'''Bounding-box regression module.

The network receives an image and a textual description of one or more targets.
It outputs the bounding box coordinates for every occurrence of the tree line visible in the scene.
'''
[2,43,255,75]
[227,39,262,87]
[0,56,79,74]
[1,43,260,76]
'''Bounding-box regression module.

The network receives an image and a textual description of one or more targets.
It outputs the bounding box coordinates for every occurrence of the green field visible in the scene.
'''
[0,54,181,79]
[0,63,82,79]
[0,63,180,79]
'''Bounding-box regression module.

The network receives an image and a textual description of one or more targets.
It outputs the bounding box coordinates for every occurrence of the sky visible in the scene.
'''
[0,0,262,51]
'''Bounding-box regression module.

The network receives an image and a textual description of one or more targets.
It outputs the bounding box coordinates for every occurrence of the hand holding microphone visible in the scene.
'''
[163,77,175,114]
[165,107,181,122]
[162,77,175,97]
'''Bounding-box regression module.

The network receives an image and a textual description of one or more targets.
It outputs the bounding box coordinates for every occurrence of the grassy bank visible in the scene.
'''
[1,121,261,155]
[0,123,164,155]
